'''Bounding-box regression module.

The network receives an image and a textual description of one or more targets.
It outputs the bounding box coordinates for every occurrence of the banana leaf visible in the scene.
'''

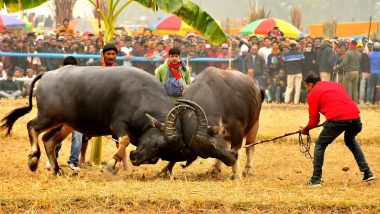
[0,0,48,12]
[135,0,228,46]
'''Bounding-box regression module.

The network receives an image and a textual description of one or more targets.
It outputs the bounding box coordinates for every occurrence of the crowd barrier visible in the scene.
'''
[0,52,237,62]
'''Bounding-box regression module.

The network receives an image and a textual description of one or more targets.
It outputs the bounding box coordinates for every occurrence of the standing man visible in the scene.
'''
[83,43,127,170]
[317,39,336,81]
[283,40,304,104]
[301,73,375,187]
[155,48,191,99]
[336,40,362,103]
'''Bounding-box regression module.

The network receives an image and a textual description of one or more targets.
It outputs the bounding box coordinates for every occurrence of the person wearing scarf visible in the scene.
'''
[155,47,191,100]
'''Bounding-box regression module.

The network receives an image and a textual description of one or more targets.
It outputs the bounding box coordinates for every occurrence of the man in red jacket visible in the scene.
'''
[301,73,375,187]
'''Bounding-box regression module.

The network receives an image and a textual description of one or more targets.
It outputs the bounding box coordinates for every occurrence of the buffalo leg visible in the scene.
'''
[42,125,73,174]
[243,120,259,177]
[106,135,130,174]
[156,162,176,178]
[26,120,42,172]
[229,132,244,180]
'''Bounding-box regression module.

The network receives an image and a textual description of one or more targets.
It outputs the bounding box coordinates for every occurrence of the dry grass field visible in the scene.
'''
[0,99,379,213]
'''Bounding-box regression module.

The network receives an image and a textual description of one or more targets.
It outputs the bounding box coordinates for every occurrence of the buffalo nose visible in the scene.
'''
[130,151,136,162]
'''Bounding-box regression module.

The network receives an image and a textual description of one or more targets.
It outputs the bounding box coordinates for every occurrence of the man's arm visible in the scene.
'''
[302,93,320,134]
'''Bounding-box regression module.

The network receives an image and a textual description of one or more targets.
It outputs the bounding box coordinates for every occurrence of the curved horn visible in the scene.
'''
[165,104,194,142]
[177,99,209,141]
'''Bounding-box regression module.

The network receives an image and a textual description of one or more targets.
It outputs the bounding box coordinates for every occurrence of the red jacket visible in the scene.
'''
[305,81,360,131]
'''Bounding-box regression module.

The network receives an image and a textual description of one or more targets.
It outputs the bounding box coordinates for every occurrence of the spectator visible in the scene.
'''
[267,42,283,77]
[267,26,284,41]
[0,69,23,99]
[258,37,272,65]
[336,40,362,103]
[243,45,267,89]
[283,40,304,104]
[46,38,63,71]
[274,68,287,103]
[358,43,371,104]
[366,42,380,104]
[56,18,74,37]
[316,39,336,81]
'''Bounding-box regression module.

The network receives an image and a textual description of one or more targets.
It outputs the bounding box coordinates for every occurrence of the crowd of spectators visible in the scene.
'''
[0,24,379,104]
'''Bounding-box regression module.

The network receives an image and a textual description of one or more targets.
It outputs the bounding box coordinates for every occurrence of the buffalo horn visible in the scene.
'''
[177,99,209,141]
[164,104,194,142]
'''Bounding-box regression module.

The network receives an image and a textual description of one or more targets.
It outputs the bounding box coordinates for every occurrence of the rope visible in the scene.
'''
[244,123,325,160]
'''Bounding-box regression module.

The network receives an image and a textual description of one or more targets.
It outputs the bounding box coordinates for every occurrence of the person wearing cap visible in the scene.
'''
[336,40,362,103]
[301,73,375,187]
[316,39,336,81]
[282,40,304,104]
[366,42,380,104]
[155,47,191,99]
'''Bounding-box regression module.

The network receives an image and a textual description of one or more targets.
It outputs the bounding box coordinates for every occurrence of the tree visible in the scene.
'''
[87,0,228,45]
[247,0,270,22]
[47,0,77,25]
[290,6,302,29]
[0,0,47,12]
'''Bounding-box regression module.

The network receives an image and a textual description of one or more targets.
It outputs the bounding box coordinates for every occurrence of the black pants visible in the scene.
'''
[312,118,371,180]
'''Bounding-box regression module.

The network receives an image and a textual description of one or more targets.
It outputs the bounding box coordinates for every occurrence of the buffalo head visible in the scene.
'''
[130,99,237,166]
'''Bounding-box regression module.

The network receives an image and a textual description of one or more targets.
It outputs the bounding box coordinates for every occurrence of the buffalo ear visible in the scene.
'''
[145,114,165,132]
[208,126,226,136]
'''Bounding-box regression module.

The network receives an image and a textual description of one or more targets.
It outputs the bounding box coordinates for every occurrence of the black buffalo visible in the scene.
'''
[0,66,237,174]
[133,67,264,179]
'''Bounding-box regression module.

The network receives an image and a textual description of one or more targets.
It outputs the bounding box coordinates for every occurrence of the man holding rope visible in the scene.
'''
[301,73,375,187]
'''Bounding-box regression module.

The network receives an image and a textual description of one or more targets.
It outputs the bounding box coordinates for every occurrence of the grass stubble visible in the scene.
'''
[0,100,379,213]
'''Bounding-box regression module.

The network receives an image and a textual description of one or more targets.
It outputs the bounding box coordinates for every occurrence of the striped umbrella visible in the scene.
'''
[240,18,303,38]
[148,15,196,36]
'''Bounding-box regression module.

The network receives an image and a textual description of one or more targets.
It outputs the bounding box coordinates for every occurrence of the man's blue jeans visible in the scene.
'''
[54,131,83,166]
[312,119,371,180]
[68,131,83,166]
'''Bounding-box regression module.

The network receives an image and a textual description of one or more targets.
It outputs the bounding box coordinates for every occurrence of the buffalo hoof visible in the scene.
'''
[243,166,254,177]
[206,166,221,175]
[228,173,242,180]
[54,168,67,176]
[156,169,172,179]
[106,159,119,175]
[28,157,39,172]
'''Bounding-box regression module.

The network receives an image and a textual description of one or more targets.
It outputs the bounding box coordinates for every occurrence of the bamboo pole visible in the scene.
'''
[91,0,104,166]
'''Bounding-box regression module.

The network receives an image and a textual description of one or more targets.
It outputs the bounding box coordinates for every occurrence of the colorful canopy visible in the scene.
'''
[240,18,303,38]
[148,15,196,36]
[0,14,25,31]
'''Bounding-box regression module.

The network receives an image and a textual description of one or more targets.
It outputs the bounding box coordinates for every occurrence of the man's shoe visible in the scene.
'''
[363,172,375,182]
[308,178,322,187]
[68,163,80,173]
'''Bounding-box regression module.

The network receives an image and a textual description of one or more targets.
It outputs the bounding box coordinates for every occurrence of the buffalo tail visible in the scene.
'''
[0,73,44,135]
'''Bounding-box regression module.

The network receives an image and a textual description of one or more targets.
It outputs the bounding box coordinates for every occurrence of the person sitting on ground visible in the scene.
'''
[0,69,23,99]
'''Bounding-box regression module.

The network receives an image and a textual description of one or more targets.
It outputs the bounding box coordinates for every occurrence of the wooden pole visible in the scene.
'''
[91,0,104,166]
[367,16,373,40]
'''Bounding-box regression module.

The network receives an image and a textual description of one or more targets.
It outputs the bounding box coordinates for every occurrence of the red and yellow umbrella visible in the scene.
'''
[240,18,303,38]
[148,15,197,36]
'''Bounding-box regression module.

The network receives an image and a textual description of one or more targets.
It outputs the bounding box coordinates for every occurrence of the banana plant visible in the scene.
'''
[87,0,228,45]
[0,0,48,12]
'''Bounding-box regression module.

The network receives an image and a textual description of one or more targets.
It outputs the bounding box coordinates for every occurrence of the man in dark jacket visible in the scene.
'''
[358,44,371,104]
[336,40,362,103]
[243,45,267,88]
[46,38,63,71]
[283,40,304,104]
[317,40,336,81]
